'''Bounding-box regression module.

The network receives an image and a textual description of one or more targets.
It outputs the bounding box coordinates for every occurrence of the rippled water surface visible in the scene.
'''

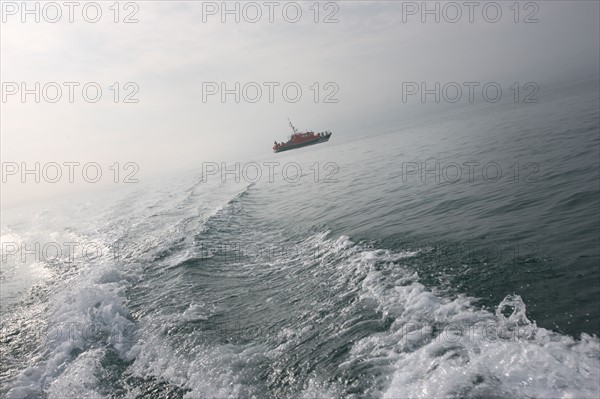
[1,79,599,398]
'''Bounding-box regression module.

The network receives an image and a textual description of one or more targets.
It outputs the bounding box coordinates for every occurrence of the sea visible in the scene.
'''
[1,77,599,398]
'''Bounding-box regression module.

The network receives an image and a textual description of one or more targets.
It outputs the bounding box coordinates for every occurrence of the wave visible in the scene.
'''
[2,178,598,398]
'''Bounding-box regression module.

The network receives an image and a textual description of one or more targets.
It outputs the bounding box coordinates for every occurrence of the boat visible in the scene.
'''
[273,120,332,153]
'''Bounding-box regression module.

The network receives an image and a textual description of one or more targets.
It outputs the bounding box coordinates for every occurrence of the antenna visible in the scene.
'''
[288,118,298,134]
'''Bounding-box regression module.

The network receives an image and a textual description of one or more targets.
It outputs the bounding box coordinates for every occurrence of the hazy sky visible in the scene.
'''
[1,0,599,209]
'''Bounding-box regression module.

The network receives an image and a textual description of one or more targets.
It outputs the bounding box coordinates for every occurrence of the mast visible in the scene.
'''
[288,118,298,134]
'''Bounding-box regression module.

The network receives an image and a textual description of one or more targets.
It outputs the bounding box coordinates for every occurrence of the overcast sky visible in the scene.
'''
[1,0,599,209]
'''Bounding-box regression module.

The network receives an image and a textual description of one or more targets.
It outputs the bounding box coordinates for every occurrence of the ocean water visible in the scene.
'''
[1,78,599,398]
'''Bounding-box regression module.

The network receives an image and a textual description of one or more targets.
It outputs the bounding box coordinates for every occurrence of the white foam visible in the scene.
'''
[5,205,597,399]
[4,262,136,398]
[2,173,256,398]
[320,236,600,399]
[93,232,600,399]
[46,348,107,399]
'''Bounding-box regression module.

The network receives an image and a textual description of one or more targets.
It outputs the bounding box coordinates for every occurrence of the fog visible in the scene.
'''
[1,0,599,209]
